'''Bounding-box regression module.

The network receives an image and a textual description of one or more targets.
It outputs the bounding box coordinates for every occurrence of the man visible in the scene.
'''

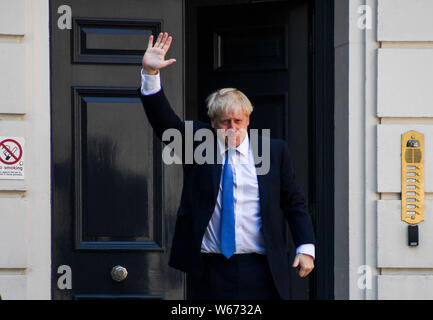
[139,32,315,300]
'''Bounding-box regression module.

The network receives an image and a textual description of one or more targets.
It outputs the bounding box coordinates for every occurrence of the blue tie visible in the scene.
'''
[220,149,236,259]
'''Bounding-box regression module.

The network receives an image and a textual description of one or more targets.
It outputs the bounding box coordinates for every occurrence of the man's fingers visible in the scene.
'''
[154,32,163,47]
[299,265,313,277]
[144,32,175,71]
[159,32,168,49]
[162,58,176,68]
[163,36,173,53]
[150,32,172,52]
[147,35,154,50]
[298,268,305,277]
[292,254,314,278]
[292,255,300,268]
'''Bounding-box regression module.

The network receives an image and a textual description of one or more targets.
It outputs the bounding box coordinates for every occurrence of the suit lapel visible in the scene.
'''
[256,174,269,220]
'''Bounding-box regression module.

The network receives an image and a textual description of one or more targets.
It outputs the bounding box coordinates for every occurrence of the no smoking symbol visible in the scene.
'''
[0,139,23,165]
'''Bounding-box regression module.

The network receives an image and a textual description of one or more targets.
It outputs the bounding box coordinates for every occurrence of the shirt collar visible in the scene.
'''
[217,132,250,157]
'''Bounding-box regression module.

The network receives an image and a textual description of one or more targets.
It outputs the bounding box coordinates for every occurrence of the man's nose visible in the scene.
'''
[228,120,237,129]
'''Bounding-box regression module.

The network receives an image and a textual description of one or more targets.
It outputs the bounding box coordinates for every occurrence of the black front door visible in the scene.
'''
[50,0,184,299]
[187,0,313,299]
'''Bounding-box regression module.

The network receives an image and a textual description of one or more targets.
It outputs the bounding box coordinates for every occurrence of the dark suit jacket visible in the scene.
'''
[139,88,316,300]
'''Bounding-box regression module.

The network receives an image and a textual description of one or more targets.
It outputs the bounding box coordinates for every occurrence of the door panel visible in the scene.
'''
[192,0,312,299]
[51,0,184,299]
[72,87,162,249]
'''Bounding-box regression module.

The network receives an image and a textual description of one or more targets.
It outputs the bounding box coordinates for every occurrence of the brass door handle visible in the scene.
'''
[111,265,128,282]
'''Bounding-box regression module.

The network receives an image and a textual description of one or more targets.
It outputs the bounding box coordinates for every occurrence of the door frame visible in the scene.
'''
[184,0,334,299]
[308,0,334,300]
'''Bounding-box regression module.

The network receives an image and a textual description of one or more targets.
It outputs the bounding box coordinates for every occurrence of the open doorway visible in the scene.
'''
[185,0,334,299]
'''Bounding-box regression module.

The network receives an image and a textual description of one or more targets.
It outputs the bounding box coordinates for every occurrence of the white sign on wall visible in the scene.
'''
[0,137,25,180]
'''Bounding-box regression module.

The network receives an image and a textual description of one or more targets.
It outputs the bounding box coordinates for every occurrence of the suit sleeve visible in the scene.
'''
[280,141,316,247]
[138,87,185,143]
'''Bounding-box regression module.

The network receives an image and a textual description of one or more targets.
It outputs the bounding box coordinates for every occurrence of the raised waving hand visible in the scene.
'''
[142,32,176,75]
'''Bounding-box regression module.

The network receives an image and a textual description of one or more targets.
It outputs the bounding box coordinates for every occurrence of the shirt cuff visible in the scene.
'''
[296,244,315,259]
[140,69,162,95]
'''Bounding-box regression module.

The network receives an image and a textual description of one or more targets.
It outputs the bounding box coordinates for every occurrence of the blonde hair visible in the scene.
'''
[206,88,253,119]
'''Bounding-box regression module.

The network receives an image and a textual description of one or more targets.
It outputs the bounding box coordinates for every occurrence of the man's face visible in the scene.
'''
[211,108,250,148]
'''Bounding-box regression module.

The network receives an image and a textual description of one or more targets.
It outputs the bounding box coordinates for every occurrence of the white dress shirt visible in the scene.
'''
[201,134,266,254]
[140,69,315,259]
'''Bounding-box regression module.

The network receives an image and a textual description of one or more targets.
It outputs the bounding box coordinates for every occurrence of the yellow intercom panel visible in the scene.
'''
[401,131,424,225]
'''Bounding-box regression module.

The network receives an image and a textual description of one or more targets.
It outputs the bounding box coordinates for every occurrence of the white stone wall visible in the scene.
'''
[0,0,50,299]
[376,0,433,300]
[334,0,379,300]
[335,0,433,299]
